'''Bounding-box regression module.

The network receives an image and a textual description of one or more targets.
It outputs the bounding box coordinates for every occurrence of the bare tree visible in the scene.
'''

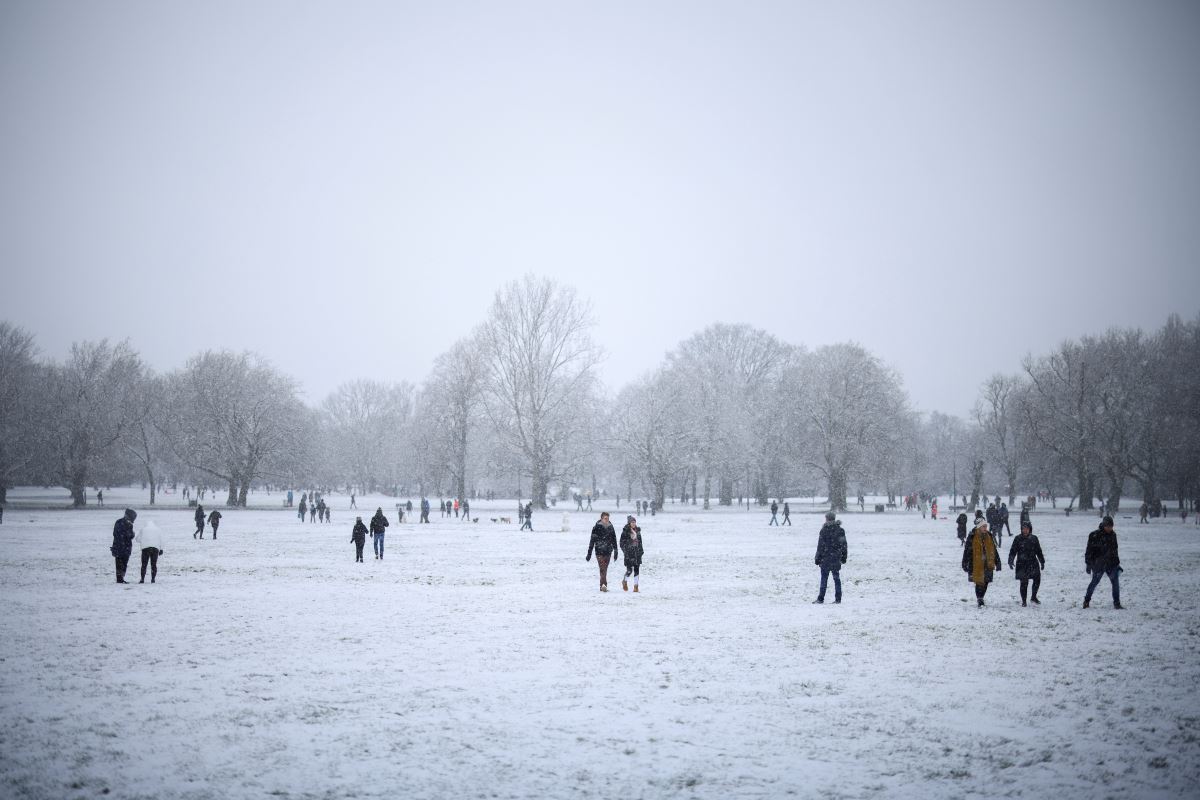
[166,351,305,506]
[611,369,695,510]
[799,343,907,512]
[974,374,1023,506]
[420,335,487,501]
[322,379,413,494]
[0,322,38,505]
[39,340,142,506]
[479,276,600,509]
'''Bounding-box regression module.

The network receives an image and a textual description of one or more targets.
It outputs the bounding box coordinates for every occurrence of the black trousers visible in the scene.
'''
[1019,575,1040,601]
[140,548,159,582]
[624,563,640,578]
[975,583,989,600]
[114,556,129,582]
[354,540,365,561]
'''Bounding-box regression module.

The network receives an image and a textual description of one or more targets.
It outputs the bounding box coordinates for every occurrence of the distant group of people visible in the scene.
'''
[297,493,332,523]
[192,505,221,538]
[439,498,471,519]
[768,500,792,526]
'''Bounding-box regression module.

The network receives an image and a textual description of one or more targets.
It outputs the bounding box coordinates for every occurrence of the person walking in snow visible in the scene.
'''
[110,508,137,584]
[1139,501,1149,524]
[1083,515,1122,609]
[956,512,969,545]
[813,512,848,603]
[351,517,368,563]
[135,518,165,584]
[782,502,792,526]
[999,503,1011,538]
[962,519,1000,607]
[462,499,470,520]
[298,496,307,522]
[309,502,317,523]
[586,511,619,592]
[350,492,357,509]
[369,507,389,559]
[193,504,206,539]
[521,502,533,531]
[769,500,779,525]
[619,515,644,592]
[1007,520,1045,606]
[207,509,222,539]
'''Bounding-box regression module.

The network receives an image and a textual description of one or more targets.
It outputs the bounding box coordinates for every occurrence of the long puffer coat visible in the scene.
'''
[111,512,136,559]
[1007,532,1045,580]
[619,524,643,567]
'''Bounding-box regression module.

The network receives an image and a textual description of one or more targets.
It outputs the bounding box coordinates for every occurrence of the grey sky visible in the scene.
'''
[2,0,1198,416]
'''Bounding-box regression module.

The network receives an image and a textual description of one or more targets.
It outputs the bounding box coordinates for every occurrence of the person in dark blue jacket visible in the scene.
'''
[1083,516,1122,609]
[813,512,848,603]
[586,512,619,592]
[111,508,137,583]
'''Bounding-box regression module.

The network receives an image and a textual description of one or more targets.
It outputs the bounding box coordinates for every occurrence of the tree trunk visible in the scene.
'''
[702,472,711,510]
[653,480,666,511]
[826,469,847,512]
[532,463,548,510]
[691,475,697,506]
[0,486,6,505]
[146,465,157,505]
[226,478,238,507]
[1006,467,1017,508]
[70,467,87,508]
[1076,467,1094,510]
[238,478,251,507]
[718,475,733,506]
[969,459,984,512]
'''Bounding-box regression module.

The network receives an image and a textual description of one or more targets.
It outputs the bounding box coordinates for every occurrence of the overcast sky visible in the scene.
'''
[2,0,1198,416]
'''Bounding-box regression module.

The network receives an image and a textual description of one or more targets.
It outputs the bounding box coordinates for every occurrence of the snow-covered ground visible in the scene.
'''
[1,490,1198,799]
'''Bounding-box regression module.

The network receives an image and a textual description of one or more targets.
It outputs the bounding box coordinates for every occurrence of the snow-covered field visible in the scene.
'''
[1,489,1198,799]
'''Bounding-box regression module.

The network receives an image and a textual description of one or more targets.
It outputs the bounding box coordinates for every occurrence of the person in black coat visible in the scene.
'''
[769,500,779,526]
[782,502,792,526]
[956,512,969,545]
[207,509,222,539]
[813,512,848,603]
[619,516,644,592]
[194,504,206,539]
[351,517,368,563]
[1083,515,1122,609]
[1007,520,1046,606]
[369,507,389,559]
[586,511,619,592]
[111,508,137,583]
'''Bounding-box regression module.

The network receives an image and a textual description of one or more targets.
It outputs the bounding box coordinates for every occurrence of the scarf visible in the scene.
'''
[970,528,996,585]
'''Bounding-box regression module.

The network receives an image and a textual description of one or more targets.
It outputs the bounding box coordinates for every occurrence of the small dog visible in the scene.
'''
[494,516,511,524]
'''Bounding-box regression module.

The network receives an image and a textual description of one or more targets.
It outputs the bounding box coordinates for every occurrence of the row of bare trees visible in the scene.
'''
[2,284,1196,512]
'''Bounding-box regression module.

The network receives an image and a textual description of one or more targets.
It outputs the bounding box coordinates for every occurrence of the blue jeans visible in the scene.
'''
[1085,566,1120,605]
[819,566,842,601]
[373,533,384,557]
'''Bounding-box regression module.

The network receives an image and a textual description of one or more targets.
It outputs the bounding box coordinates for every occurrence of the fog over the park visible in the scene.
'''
[2,1,1198,416]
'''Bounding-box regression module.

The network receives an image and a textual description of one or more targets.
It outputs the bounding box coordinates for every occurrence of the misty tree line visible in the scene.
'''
[1,278,1197,512]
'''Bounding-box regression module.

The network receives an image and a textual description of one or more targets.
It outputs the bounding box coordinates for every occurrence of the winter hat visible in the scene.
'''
[975,519,989,530]
[974,510,984,519]
[825,511,836,521]
[124,508,137,521]
[1021,520,1033,532]
[627,515,636,523]
[1102,515,1114,527]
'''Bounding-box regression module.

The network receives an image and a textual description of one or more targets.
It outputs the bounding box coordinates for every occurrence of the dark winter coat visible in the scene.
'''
[770,502,778,515]
[111,515,136,559]
[814,522,848,570]
[208,510,222,526]
[587,520,618,559]
[619,524,644,567]
[956,513,968,540]
[1007,532,1045,580]
[985,506,1000,529]
[351,521,368,543]
[1085,528,1120,572]
[369,511,389,534]
[194,506,205,525]
[1019,507,1031,527]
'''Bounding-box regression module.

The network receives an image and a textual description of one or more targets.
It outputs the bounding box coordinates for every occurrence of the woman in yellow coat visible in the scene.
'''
[962,519,1001,606]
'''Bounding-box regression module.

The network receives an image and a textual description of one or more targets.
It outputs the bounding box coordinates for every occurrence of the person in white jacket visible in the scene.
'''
[134,519,166,584]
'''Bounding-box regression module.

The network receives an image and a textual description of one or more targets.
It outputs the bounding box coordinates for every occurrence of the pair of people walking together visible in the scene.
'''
[586,512,644,592]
